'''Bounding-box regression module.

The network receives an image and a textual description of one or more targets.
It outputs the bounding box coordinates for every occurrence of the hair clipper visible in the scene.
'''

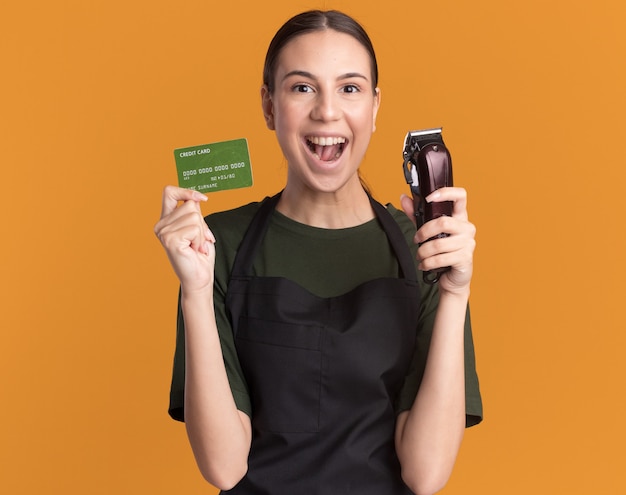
[402,128,453,284]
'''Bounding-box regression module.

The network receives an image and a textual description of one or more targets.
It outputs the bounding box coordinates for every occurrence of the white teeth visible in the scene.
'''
[307,136,346,146]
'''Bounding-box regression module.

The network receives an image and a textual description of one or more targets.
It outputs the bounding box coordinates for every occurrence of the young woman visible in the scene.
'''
[155,10,482,495]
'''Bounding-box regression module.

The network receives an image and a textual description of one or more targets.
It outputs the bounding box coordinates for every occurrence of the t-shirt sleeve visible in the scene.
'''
[167,293,186,422]
[390,206,483,427]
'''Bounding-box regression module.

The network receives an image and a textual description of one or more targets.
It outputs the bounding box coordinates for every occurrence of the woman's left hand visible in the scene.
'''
[401,187,476,295]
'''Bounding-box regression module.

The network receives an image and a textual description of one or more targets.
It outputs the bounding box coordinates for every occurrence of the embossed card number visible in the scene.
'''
[174,138,253,193]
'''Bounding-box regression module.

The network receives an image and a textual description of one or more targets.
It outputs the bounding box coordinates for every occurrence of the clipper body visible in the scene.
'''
[402,128,453,284]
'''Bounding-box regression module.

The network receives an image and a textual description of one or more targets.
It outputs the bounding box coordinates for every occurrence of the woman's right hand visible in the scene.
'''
[154,185,216,293]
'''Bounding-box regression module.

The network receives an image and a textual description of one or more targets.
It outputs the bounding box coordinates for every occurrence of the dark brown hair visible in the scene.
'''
[263,10,379,94]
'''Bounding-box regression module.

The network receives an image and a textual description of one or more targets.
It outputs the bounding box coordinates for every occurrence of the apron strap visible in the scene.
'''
[230,192,282,279]
[368,199,418,284]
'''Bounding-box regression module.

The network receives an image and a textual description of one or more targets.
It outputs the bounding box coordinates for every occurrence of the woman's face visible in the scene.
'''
[261,29,380,195]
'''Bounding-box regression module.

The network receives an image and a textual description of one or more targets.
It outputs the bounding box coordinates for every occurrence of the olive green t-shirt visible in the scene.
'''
[169,198,483,427]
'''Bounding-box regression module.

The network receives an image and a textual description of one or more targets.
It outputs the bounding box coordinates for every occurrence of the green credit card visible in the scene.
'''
[174,138,253,193]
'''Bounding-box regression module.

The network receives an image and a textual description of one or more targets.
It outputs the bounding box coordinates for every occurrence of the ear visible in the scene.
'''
[261,85,275,130]
[372,87,381,133]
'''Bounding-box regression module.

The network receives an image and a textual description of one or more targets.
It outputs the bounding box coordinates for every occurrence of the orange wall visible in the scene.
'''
[2,0,625,493]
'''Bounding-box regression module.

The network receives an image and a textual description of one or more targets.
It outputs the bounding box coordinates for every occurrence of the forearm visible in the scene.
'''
[395,289,469,495]
[181,288,251,490]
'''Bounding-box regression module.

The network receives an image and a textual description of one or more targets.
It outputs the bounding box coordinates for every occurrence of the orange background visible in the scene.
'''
[2,0,625,493]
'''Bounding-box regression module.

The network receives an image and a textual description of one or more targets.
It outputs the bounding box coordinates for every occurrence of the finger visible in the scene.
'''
[160,185,207,219]
[162,193,204,225]
[156,206,210,247]
[400,194,417,227]
[426,187,468,220]
[420,251,473,280]
[184,222,215,257]
[154,199,206,239]
[201,227,217,254]
[416,215,472,244]
[417,231,474,263]
[418,239,475,274]
[160,220,210,257]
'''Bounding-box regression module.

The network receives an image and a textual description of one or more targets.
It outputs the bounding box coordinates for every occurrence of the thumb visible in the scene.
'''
[400,194,416,227]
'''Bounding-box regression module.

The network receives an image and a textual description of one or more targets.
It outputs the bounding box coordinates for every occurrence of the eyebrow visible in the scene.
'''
[282,70,369,82]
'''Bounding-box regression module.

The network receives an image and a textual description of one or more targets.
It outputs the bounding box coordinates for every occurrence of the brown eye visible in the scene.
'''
[342,84,360,94]
[293,84,313,93]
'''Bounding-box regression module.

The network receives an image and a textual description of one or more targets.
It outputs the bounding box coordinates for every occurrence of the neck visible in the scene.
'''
[276,181,375,229]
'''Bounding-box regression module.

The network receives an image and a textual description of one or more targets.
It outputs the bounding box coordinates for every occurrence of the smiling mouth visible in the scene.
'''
[306,136,346,161]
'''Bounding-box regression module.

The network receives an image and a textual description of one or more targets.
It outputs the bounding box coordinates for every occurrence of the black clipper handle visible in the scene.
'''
[402,129,454,284]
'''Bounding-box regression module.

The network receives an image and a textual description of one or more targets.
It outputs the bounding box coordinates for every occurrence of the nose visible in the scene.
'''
[310,91,341,122]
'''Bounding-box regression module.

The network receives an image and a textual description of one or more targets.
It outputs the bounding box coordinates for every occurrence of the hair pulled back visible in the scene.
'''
[263,10,379,94]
